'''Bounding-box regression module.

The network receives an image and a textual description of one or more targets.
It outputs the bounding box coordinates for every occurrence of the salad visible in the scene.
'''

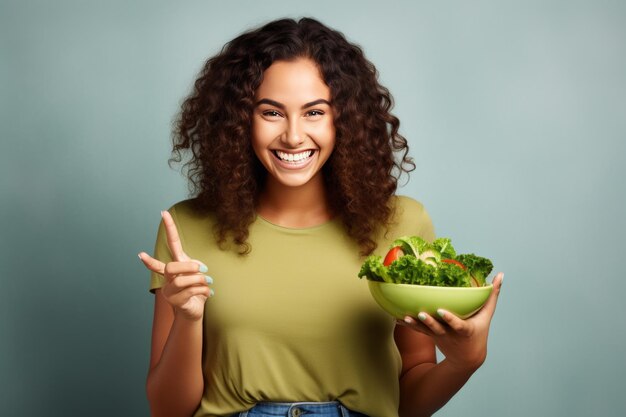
[358,236,493,287]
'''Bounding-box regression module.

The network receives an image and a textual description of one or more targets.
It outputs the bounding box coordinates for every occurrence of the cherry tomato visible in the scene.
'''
[441,258,466,270]
[383,246,404,266]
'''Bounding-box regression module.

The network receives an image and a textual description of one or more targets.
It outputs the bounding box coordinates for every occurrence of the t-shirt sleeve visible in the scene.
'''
[149,217,173,293]
[416,202,435,243]
[394,195,436,243]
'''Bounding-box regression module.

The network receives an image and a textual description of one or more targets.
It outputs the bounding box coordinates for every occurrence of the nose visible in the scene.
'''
[281,118,305,147]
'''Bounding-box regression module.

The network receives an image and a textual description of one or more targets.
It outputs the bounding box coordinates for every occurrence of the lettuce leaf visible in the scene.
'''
[456,254,493,286]
[431,238,456,259]
[388,255,438,285]
[391,236,430,257]
[358,237,493,287]
[358,255,392,283]
[436,263,472,287]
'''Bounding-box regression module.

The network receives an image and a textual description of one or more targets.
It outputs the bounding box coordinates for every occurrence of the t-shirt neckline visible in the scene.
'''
[256,214,336,232]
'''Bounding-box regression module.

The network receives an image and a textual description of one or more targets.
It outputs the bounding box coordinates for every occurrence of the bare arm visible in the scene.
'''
[146,290,205,417]
[395,273,503,417]
[395,325,476,417]
[140,210,213,417]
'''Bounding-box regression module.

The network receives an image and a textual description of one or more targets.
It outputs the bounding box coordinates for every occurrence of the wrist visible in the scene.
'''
[174,308,204,324]
[441,357,483,375]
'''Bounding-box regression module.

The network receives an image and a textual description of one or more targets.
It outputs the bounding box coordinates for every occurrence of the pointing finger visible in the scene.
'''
[162,210,190,262]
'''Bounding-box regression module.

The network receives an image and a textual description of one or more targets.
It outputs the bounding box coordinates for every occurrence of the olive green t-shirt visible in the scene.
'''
[150,196,434,417]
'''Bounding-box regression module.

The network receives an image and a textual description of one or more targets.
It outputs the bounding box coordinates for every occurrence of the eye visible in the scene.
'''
[262,110,283,118]
[305,110,324,118]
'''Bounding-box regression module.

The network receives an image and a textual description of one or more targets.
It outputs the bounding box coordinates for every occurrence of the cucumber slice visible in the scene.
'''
[418,249,441,266]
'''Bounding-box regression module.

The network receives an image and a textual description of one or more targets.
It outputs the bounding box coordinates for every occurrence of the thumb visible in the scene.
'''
[138,252,166,275]
[477,272,503,319]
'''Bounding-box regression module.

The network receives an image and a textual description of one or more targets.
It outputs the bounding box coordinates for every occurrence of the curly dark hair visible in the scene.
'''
[170,17,414,255]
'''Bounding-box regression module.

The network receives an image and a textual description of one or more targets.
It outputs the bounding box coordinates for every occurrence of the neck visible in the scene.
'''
[257,174,333,228]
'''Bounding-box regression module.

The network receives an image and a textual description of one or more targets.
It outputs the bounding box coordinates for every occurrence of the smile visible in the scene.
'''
[270,149,317,171]
[272,150,314,163]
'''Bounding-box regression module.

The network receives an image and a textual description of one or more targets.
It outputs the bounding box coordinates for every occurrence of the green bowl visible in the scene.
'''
[368,281,493,320]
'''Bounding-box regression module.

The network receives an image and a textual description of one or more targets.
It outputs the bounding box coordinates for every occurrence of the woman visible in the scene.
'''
[138,17,503,417]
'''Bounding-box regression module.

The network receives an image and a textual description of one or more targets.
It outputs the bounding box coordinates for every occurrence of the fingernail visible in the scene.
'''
[417,312,427,321]
[137,253,142,261]
[437,309,446,319]
[204,275,213,284]
[160,210,164,217]
[210,288,215,297]
[199,264,208,273]
[404,316,413,324]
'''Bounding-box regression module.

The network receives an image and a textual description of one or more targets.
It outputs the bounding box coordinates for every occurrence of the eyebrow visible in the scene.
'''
[255,98,331,109]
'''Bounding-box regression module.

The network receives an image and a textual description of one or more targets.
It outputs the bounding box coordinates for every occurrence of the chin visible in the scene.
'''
[266,167,325,189]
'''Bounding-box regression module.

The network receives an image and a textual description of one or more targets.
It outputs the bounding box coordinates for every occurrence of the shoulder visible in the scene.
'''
[386,195,435,242]
[392,195,427,214]
[168,198,203,217]
[390,195,430,226]
[166,198,216,231]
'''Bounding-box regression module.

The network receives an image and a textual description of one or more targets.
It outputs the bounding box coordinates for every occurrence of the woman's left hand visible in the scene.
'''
[397,272,504,373]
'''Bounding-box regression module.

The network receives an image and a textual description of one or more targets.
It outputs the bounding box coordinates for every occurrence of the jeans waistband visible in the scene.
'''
[233,401,369,417]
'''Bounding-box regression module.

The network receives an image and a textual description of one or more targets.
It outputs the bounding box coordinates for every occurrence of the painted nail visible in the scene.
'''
[437,309,446,319]
[404,317,413,324]
[204,275,213,284]
[210,288,215,297]
[160,210,164,217]
[199,264,208,273]
[418,312,427,321]
[137,253,142,261]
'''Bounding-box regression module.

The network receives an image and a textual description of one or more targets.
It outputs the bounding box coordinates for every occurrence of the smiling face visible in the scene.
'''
[251,58,335,190]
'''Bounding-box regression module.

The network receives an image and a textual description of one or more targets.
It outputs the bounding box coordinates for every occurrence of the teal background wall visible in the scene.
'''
[1,0,625,416]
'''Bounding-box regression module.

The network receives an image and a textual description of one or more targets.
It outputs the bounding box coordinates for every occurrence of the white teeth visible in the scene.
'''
[275,150,313,162]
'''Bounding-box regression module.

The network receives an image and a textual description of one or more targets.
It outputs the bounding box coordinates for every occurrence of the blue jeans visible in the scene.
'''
[231,401,370,417]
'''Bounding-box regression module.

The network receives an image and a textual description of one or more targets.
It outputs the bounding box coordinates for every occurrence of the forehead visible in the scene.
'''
[255,58,331,102]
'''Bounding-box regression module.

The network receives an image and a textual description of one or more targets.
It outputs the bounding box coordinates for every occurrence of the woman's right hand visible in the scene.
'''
[138,210,213,321]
